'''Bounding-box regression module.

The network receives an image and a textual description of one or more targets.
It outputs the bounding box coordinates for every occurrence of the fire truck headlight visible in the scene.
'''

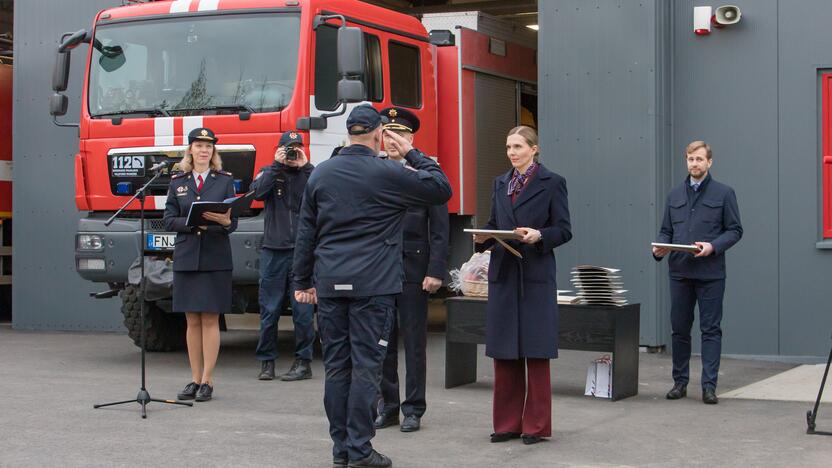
[77,234,104,251]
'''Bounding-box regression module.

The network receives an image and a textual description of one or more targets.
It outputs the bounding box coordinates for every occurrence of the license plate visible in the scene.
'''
[146,233,176,251]
[111,155,146,177]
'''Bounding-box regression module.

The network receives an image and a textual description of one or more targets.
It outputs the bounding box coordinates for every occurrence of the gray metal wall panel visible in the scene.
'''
[672,0,780,356]
[538,0,665,345]
[777,1,832,357]
[474,73,515,226]
[13,0,122,330]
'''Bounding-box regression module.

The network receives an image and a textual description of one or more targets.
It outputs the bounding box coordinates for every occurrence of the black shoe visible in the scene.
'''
[280,358,312,381]
[522,434,543,445]
[258,360,275,381]
[348,450,392,468]
[400,415,421,432]
[374,411,399,429]
[333,456,348,467]
[177,382,199,400]
[490,432,521,443]
[194,383,213,402]
[666,383,687,400]
[702,388,719,405]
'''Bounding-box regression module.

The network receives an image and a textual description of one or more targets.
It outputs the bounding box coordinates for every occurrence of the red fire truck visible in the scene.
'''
[50,0,536,350]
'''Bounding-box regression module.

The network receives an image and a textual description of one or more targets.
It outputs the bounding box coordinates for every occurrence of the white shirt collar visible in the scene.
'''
[192,169,210,181]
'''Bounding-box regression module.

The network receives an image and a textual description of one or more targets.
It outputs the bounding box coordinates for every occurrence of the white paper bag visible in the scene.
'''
[584,355,612,399]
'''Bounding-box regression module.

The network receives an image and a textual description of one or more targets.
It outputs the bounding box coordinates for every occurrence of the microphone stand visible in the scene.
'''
[806,332,832,436]
[94,162,192,418]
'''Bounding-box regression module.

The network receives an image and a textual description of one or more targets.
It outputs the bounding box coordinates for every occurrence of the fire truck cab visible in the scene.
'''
[50,0,535,350]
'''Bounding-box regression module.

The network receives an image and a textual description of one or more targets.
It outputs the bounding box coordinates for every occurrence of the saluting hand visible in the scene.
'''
[295,288,317,305]
[202,209,232,227]
[383,129,413,156]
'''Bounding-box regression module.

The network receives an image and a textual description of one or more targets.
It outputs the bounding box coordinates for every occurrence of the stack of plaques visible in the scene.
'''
[570,265,627,306]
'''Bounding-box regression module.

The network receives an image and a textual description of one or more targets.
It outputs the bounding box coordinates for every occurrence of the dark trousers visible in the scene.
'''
[492,358,551,437]
[379,283,428,418]
[669,278,726,391]
[255,248,315,362]
[317,295,395,462]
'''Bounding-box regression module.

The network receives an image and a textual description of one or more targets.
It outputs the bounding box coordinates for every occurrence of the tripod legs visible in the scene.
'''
[806,343,832,436]
[95,388,193,419]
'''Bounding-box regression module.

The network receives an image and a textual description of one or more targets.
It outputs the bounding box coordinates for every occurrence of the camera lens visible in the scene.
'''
[286,147,297,161]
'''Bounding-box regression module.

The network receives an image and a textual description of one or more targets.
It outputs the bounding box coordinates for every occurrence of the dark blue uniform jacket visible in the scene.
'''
[655,173,743,280]
[164,170,238,272]
[292,145,452,298]
[402,201,449,283]
[250,161,314,250]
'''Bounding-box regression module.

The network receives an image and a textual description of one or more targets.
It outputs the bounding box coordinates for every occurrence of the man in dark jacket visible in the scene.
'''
[374,107,449,433]
[251,131,315,381]
[653,140,743,405]
[293,105,452,468]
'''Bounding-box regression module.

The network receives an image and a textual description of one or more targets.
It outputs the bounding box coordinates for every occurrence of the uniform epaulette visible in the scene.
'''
[216,170,233,177]
[170,171,187,179]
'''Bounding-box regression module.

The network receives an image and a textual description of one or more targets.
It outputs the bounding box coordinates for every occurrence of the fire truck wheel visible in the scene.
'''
[121,285,186,352]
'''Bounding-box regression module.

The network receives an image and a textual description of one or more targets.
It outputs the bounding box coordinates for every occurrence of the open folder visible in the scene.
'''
[464,228,523,258]
[186,190,255,227]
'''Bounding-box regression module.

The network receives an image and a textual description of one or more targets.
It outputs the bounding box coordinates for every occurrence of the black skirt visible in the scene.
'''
[172,270,232,314]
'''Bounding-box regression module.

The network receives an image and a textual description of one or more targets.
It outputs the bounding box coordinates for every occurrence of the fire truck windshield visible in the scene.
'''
[88,13,300,118]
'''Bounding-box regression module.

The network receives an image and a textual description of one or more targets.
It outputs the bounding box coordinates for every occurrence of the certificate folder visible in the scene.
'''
[651,242,702,254]
[185,190,254,227]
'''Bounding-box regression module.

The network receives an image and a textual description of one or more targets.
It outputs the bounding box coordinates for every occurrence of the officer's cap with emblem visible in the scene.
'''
[188,127,219,145]
[380,107,420,134]
[279,131,304,147]
[346,104,389,135]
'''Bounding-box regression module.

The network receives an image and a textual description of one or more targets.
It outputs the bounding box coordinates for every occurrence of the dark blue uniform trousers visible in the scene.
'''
[317,295,395,461]
[669,278,726,391]
[379,283,429,418]
[255,248,315,362]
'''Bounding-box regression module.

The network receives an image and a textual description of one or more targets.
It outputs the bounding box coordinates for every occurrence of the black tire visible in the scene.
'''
[121,285,185,352]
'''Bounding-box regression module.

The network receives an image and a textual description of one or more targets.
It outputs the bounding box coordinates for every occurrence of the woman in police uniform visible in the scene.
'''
[164,127,237,402]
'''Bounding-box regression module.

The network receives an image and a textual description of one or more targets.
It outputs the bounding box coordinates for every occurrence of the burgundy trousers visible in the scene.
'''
[492,358,552,437]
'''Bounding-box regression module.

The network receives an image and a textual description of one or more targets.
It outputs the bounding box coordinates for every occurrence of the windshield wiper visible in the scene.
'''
[169,104,256,114]
[96,107,171,118]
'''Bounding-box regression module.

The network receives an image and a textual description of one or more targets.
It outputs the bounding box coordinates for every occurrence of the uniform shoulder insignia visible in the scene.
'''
[170,171,187,179]
[216,170,233,177]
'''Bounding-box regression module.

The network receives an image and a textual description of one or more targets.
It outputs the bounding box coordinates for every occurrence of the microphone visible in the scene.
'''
[149,161,169,172]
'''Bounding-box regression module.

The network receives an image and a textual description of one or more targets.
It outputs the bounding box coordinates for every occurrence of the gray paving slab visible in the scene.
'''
[0,324,830,467]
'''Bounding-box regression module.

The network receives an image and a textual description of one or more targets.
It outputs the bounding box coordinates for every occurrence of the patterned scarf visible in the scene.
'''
[507,162,539,196]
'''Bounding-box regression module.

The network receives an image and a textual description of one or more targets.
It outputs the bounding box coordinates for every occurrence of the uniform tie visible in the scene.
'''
[197,174,204,192]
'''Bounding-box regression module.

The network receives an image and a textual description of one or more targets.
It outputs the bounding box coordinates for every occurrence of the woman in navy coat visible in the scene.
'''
[473,125,571,445]
[164,127,238,402]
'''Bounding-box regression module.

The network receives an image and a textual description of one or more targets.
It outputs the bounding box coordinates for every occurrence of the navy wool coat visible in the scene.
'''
[476,163,572,360]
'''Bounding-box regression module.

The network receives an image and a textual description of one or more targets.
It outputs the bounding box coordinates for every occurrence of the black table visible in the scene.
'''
[445,296,640,401]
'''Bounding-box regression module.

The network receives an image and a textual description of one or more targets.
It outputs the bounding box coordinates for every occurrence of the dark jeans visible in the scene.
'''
[379,282,428,418]
[669,278,726,391]
[255,247,315,362]
[317,295,395,462]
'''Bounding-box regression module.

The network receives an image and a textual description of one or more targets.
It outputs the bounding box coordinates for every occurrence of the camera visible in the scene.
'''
[285,146,298,161]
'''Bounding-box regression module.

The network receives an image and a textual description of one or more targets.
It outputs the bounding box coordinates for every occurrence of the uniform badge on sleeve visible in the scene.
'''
[176,185,188,196]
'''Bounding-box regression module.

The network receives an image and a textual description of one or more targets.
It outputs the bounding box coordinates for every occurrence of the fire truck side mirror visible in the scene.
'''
[49,93,68,117]
[337,79,365,103]
[52,51,71,92]
[337,27,365,77]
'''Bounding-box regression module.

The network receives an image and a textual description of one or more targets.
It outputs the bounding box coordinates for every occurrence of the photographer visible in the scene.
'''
[251,131,316,381]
